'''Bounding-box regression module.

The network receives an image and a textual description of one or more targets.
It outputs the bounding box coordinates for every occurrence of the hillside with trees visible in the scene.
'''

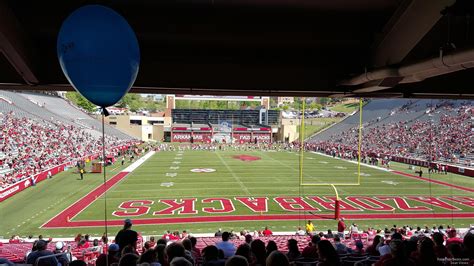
[66,92,165,113]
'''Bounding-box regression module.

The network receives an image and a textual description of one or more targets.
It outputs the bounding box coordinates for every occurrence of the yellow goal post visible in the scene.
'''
[298,98,364,218]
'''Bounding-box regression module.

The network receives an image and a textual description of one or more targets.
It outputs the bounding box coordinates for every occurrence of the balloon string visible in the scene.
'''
[101,109,109,265]
[102,107,110,117]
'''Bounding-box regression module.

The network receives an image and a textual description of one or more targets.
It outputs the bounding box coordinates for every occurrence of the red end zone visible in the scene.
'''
[42,170,474,229]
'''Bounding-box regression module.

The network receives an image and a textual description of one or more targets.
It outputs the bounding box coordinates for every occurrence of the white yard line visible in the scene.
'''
[215,152,251,195]
[118,181,299,185]
[310,151,474,189]
[111,187,298,193]
[110,186,449,193]
[259,151,349,194]
[111,180,437,186]
[310,151,391,172]
[99,193,462,200]
[257,151,306,180]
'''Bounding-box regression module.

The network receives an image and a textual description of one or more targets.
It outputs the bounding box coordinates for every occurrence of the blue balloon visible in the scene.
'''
[57,5,140,107]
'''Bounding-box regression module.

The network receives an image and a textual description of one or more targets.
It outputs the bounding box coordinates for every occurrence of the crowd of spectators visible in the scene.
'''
[107,223,474,266]
[2,221,473,266]
[309,104,474,165]
[0,112,132,189]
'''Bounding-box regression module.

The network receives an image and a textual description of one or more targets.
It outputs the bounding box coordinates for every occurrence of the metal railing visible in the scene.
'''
[34,252,72,266]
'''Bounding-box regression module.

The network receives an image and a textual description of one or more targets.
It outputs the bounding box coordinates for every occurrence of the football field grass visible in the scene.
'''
[1,149,473,238]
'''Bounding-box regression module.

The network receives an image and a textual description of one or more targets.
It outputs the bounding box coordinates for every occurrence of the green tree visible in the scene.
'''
[269,97,278,108]
[65,92,96,113]
[292,98,303,110]
[308,102,322,110]
[144,101,159,112]
[216,101,228,109]
[318,97,330,105]
[117,94,142,112]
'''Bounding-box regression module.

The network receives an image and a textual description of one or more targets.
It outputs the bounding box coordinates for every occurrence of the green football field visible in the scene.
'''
[1,149,473,238]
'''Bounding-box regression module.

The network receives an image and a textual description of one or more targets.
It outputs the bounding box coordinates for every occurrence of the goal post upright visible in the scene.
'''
[331,184,341,220]
[298,98,365,220]
[299,98,305,185]
[357,98,363,185]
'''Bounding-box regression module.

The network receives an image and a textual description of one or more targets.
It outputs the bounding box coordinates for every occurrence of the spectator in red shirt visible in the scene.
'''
[262,227,273,236]
[169,231,180,241]
[337,217,346,238]
[446,229,463,246]
[77,238,90,249]
[162,231,172,240]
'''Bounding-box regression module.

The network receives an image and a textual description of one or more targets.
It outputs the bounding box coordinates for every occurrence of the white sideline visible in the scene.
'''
[310,151,391,172]
[123,151,155,172]
[33,151,156,234]
[1,153,158,243]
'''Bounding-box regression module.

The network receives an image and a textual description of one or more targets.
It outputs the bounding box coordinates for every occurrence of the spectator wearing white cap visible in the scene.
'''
[53,241,75,266]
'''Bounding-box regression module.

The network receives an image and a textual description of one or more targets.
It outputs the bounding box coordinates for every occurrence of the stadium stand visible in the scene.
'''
[0,91,136,190]
[17,92,134,140]
[2,94,474,265]
[309,99,474,167]
[1,225,472,265]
